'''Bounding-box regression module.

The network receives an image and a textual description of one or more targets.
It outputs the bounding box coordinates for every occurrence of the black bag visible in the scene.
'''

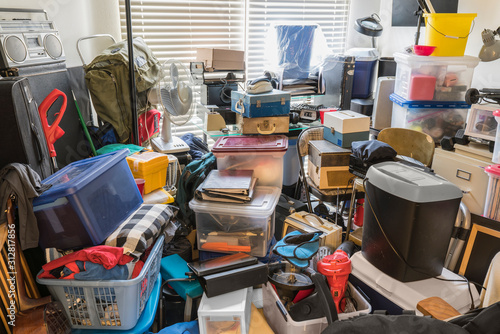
[0,77,53,179]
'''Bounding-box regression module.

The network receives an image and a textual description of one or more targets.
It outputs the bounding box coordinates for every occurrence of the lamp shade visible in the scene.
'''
[479,29,500,62]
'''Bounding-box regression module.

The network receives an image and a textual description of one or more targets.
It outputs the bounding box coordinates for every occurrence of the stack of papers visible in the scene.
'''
[196,169,257,203]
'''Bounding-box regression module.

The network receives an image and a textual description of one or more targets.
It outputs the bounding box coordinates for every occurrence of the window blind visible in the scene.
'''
[246,0,351,80]
[119,0,350,140]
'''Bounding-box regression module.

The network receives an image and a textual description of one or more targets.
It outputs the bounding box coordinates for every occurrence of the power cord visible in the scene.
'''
[362,178,477,310]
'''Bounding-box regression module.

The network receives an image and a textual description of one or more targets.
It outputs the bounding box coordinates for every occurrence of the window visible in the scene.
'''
[119,0,350,139]
[246,0,351,80]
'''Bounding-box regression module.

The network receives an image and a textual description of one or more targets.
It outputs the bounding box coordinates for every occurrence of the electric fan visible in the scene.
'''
[150,59,195,153]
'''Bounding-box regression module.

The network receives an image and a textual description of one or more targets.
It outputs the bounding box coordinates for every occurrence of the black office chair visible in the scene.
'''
[296,127,357,215]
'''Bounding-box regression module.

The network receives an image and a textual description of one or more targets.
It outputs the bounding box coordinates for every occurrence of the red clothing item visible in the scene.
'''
[38,245,135,279]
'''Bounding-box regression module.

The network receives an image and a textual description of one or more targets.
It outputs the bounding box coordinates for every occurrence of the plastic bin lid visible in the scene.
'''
[485,164,500,177]
[366,161,462,203]
[389,93,471,109]
[34,149,130,205]
[212,135,288,152]
[393,52,480,66]
[189,186,281,217]
[346,48,379,61]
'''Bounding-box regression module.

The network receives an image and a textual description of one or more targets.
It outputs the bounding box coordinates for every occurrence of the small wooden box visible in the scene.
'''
[308,140,350,167]
[308,161,353,189]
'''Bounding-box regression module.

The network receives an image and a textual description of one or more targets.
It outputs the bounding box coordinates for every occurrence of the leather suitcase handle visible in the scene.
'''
[257,120,276,135]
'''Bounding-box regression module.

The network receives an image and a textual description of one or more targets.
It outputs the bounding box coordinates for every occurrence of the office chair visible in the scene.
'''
[296,127,356,214]
[377,127,435,167]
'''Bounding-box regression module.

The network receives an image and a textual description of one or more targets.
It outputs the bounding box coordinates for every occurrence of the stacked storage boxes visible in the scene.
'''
[231,89,291,135]
[391,52,479,142]
[191,135,288,258]
[322,110,370,148]
[307,140,353,190]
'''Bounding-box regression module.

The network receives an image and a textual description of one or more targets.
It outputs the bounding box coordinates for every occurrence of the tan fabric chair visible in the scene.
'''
[377,127,435,167]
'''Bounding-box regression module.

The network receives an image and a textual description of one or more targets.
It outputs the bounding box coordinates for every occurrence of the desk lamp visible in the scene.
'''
[479,27,500,62]
[354,13,383,48]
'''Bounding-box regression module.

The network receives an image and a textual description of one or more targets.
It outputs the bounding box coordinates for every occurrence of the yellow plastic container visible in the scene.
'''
[126,150,169,194]
[423,13,477,57]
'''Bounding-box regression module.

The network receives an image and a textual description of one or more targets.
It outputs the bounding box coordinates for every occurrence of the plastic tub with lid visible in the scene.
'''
[189,186,280,257]
[393,52,479,101]
[211,135,288,188]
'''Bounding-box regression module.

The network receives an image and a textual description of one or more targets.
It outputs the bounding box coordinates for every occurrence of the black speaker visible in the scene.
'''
[201,83,238,106]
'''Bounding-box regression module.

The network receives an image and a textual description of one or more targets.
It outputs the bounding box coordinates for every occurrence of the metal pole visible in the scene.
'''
[125,0,139,145]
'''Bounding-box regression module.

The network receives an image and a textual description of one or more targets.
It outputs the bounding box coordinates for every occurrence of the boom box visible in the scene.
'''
[0,9,65,70]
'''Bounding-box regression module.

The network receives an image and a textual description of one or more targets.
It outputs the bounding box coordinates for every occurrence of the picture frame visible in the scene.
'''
[464,104,498,141]
[459,223,500,285]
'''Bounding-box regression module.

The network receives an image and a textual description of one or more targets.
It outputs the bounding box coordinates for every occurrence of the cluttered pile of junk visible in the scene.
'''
[2,6,500,334]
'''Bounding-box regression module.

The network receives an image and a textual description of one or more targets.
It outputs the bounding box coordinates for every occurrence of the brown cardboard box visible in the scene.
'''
[196,48,245,71]
[308,160,353,189]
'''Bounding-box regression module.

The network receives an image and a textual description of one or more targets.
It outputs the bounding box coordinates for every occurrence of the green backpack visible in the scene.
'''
[84,37,161,143]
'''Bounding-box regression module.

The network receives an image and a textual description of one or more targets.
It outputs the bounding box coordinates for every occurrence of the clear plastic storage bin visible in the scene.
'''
[189,186,280,257]
[33,149,143,250]
[262,281,371,334]
[394,52,479,101]
[390,94,469,143]
[211,135,288,188]
[37,235,164,330]
[198,287,253,334]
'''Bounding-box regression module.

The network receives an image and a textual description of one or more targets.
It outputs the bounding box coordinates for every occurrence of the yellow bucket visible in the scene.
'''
[423,13,476,57]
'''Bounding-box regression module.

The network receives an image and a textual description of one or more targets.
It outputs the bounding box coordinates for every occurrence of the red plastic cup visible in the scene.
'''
[134,178,145,197]
[319,108,338,124]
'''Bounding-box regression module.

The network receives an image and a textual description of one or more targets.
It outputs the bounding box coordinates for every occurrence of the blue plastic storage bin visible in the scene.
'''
[347,48,379,99]
[33,149,143,250]
[37,235,164,330]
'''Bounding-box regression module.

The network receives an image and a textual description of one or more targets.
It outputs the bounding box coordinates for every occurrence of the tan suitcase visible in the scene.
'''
[236,114,289,135]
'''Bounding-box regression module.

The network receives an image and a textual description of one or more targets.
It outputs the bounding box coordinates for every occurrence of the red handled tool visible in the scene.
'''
[317,242,354,313]
[38,89,67,170]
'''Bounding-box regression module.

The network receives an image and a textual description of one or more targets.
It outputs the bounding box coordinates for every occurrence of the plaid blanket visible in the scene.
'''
[105,204,178,258]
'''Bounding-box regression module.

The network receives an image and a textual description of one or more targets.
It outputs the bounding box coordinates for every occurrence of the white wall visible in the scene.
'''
[0,0,121,68]
[374,0,500,89]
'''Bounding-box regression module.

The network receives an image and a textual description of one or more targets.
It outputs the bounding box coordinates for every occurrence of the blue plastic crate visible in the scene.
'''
[37,235,164,330]
[33,149,143,250]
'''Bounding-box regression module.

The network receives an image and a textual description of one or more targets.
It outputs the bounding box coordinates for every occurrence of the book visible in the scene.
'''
[202,169,256,195]
[198,184,256,203]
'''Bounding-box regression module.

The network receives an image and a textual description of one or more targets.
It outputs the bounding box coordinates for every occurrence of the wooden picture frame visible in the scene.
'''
[459,223,500,285]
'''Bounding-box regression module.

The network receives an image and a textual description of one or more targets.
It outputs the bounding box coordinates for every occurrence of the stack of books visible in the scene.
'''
[195,169,257,203]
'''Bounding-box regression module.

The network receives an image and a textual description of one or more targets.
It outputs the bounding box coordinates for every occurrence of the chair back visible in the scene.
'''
[377,128,435,167]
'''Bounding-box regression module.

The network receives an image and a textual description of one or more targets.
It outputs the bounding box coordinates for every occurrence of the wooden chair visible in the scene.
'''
[377,127,435,167]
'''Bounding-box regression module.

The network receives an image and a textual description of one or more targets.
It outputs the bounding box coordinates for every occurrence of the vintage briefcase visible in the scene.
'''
[231,89,291,118]
[0,77,53,178]
[236,114,289,134]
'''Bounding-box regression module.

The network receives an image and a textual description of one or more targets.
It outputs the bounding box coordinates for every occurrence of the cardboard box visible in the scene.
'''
[308,160,353,189]
[196,48,245,71]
